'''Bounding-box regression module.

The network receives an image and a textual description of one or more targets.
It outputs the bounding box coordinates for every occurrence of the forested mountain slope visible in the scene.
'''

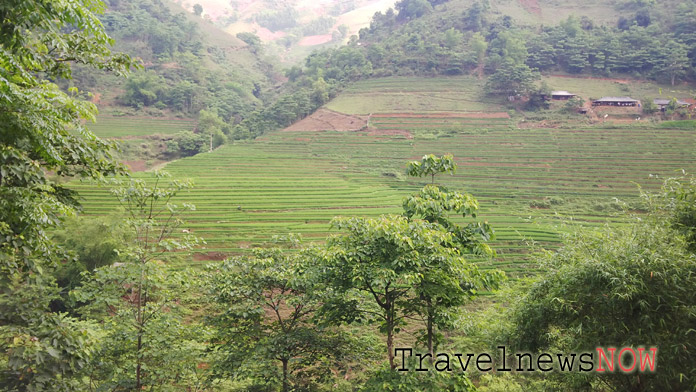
[71,0,281,123]
[224,0,696,139]
[351,0,696,82]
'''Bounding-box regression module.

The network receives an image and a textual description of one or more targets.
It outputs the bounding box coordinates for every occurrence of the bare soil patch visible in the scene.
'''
[193,251,228,262]
[518,0,541,16]
[282,108,369,132]
[254,26,287,41]
[374,112,510,119]
[298,34,333,46]
[123,160,148,172]
[122,159,170,172]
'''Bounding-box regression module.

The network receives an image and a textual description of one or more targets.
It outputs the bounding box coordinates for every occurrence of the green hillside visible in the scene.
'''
[64,0,292,170]
[7,0,696,390]
[70,74,696,276]
[74,0,696,267]
[72,0,281,122]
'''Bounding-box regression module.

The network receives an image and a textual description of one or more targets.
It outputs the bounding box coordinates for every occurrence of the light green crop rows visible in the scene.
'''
[70,117,696,275]
[87,116,195,138]
[325,76,506,114]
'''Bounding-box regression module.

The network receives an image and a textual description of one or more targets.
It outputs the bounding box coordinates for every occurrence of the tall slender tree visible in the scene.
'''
[403,155,502,360]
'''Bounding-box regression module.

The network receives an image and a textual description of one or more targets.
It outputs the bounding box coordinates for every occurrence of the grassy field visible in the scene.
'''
[542,75,695,101]
[326,76,506,114]
[326,75,695,117]
[70,126,696,274]
[88,116,195,138]
[71,76,696,277]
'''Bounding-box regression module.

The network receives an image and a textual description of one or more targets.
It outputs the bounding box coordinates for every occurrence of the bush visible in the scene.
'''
[361,364,476,392]
[562,96,585,113]
[510,200,696,391]
[166,131,208,157]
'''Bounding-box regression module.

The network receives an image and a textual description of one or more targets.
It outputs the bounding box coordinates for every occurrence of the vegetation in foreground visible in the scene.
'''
[3,0,696,391]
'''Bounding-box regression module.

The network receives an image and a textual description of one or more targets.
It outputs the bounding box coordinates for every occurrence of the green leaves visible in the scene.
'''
[323,214,488,367]
[1,313,101,391]
[484,59,540,97]
[65,172,207,389]
[652,173,696,252]
[406,154,457,183]
[206,248,358,391]
[510,216,696,391]
[1,1,137,388]
[107,172,200,263]
[403,184,479,224]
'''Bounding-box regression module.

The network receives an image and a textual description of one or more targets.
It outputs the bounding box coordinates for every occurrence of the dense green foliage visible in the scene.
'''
[51,215,125,298]
[0,0,134,389]
[206,248,364,392]
[255,8,299,32]
[350,0,696,83]
[402,155,502,361]
[506,175,696,391]
[4,0,696,389]
[653,174,696,252]
[94,0,275,120]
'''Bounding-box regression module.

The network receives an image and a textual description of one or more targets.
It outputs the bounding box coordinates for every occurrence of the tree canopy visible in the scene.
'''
[509,175,696,391]
[0,0,136,388]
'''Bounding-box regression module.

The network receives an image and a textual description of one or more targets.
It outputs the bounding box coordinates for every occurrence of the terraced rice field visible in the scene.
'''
[88,116,195,138]
[369,113,512,134]
[72,76,696,275]
[71,123,696,275]
[325,76,505,114]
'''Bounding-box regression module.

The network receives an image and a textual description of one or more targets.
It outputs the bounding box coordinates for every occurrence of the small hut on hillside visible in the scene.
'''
[653,98,691,110]
[592,97,639,107]
[550,91,577,100]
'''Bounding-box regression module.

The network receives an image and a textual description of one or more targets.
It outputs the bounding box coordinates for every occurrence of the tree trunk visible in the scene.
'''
[282,358,289,392]
[136,266,147,390]
[387,324,395,370]
[672,73,676,86]
[386,298,396,370]
[427,303,434,364]
[136,334,143,389]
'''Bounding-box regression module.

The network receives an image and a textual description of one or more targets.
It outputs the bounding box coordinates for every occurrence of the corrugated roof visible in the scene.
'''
[653,99,690,106]
[551,91,575,95]
[594,96,639,102]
